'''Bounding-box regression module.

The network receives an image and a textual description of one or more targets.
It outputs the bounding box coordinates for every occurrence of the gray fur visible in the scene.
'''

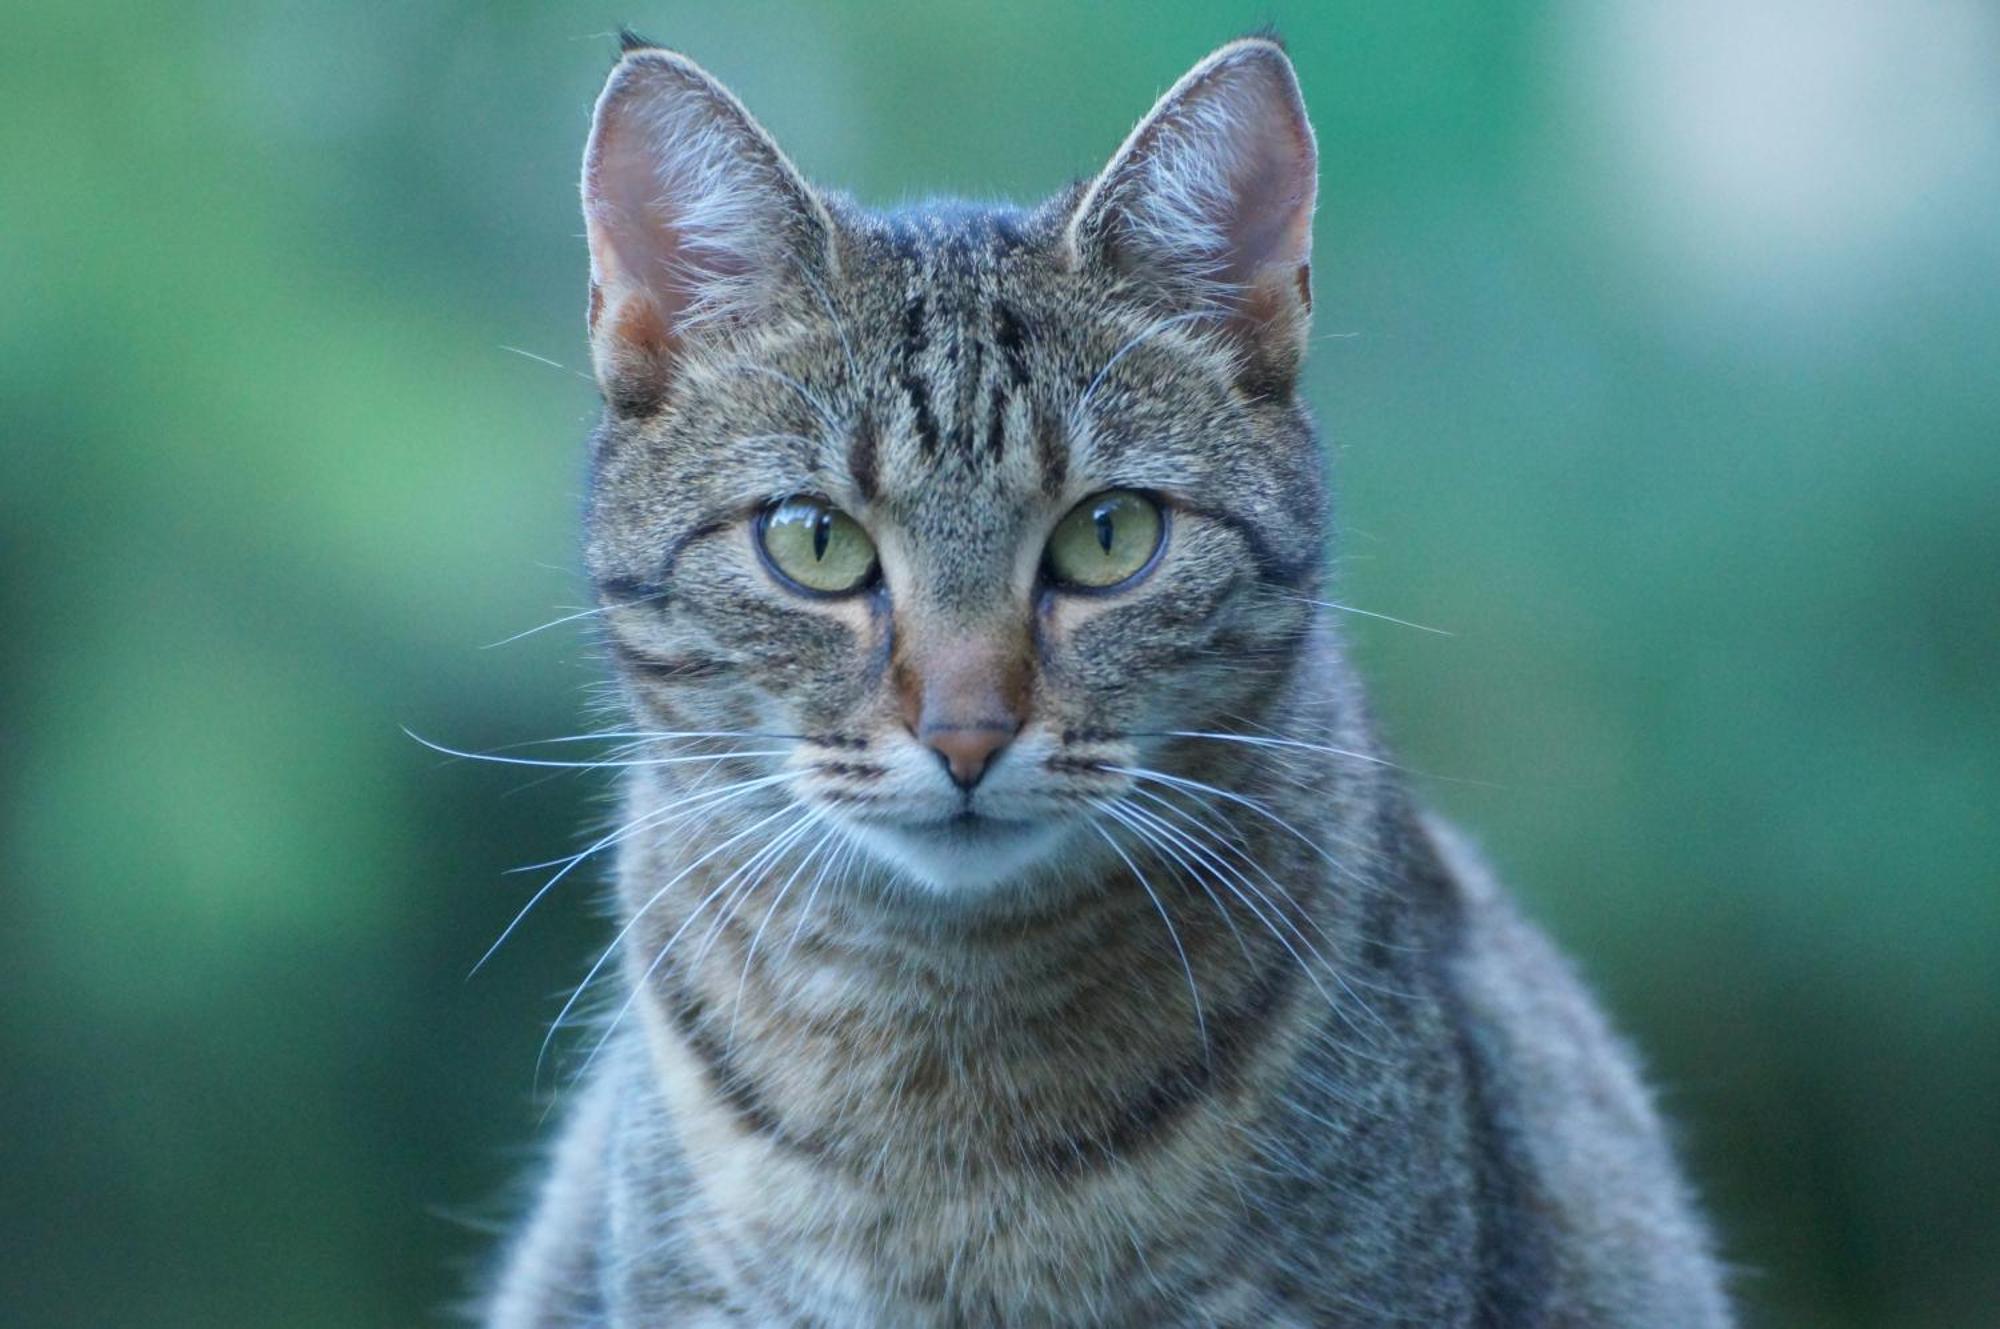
[483,37,1732,1327]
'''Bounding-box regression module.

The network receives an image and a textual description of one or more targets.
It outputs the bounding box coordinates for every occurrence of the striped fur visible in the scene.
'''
[482,37,1733,1327]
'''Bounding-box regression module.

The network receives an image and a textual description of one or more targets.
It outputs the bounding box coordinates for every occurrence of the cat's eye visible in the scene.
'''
[755,496,879,596]
[1044,489,1166,591]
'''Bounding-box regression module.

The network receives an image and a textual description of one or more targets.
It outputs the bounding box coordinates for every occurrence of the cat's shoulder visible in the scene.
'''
[1420,812,1735,1326]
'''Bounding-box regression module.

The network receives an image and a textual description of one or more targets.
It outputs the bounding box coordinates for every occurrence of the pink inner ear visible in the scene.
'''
[577,50,834,409]
[1214,117,1316,291]
[1080,42,1317,314]
[582,54,815,370]
[585,95,699,343]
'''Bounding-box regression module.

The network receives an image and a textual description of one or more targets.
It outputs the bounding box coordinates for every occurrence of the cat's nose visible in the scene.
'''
[898,629,1031,792]
[922,724,1016,790]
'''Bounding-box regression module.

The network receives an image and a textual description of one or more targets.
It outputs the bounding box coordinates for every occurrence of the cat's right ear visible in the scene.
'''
[582,46,834,414]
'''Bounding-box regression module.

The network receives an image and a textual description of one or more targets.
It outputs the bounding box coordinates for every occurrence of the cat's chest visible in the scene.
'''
[593,973,1484,1329]
[607,1000,1308,1326]
[599,865,1480,1327]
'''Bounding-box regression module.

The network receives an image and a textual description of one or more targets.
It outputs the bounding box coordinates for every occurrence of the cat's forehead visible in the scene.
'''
[855,198,1055,276]
[833,203,1096,512]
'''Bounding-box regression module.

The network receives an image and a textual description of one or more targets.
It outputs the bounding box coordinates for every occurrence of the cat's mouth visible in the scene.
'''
[933,809,1033,837]
[863,810,1070,891]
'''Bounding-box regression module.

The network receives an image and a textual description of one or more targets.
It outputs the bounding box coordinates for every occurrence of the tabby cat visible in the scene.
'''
[482,33,1733,1327]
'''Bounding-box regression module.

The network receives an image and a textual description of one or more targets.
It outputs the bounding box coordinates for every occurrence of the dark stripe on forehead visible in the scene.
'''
[993,301,1031,387]
[1034,406,1068,497]
[848,410,879,501]
[978,300,1022,462]
[899,296,941,457]
[985,380,1009,462]
[954,324,984,457]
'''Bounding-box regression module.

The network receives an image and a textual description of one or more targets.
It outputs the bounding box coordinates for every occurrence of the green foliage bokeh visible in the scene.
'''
[4,3,1996,1325]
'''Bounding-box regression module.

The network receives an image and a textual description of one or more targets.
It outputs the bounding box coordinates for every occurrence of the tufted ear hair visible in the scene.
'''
[581,40,835,414]
[1067,38,1318,393]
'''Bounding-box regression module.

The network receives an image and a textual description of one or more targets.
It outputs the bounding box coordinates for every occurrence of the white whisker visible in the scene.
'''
[406,727,791,772]
[1158,730,1398,771]
[1094,798,1252,964]
[728,821,841,1044]
[1277,594,1454,637]
[507,771,791,873]
[728,363,843,434]
[481,596,665,649]
[575,808,824,1085]
[498,343,593,381]
[1109,764,1345,873]
[683,811,825,981]
[1089,814,1208,1058]
[1110,798,1356,1039]
[1127,792,1391,1044]
[485,728,808,748]
[536,800,802,1088]
[779,833,859,967]
[1070,309,1217,428]
[474,772,795,976]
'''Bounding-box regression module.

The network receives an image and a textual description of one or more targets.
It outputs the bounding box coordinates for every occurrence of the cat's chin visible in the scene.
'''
[857,812,1073,893]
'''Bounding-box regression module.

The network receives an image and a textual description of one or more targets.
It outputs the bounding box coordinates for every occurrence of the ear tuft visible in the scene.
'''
[1069,40,1318,389]
[582,49,831,413]
[617,27,658,55]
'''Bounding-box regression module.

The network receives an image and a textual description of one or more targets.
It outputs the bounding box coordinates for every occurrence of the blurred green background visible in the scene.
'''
[5,2,1997,1325]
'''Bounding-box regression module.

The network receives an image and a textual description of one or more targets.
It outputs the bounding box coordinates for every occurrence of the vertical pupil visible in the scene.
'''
[812,508,831,561]
[1093,505,1116,554]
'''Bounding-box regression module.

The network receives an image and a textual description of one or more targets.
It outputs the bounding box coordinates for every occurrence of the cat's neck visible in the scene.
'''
[619,819,1291,1159]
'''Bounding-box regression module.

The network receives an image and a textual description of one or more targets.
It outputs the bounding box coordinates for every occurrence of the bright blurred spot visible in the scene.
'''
[1560,0,2000,341]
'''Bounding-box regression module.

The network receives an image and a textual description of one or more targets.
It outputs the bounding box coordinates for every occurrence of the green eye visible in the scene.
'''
[1045,489,1166,590]
[756,496,879,596]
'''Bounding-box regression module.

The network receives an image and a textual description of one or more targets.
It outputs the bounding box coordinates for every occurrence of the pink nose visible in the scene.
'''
[921,724,1016,790]
[897,626,1031,792]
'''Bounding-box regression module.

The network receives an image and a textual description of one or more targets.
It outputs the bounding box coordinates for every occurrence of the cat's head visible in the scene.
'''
[581,37,1325,893]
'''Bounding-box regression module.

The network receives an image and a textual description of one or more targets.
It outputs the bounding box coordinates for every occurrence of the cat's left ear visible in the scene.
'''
[582,42,835,414]
[1067,38,1318,393]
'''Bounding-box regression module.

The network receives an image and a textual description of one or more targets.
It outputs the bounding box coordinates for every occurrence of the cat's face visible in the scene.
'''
[581,40,1322,892]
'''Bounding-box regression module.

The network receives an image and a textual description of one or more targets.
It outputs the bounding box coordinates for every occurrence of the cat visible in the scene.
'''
[481,32,1734,1328]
